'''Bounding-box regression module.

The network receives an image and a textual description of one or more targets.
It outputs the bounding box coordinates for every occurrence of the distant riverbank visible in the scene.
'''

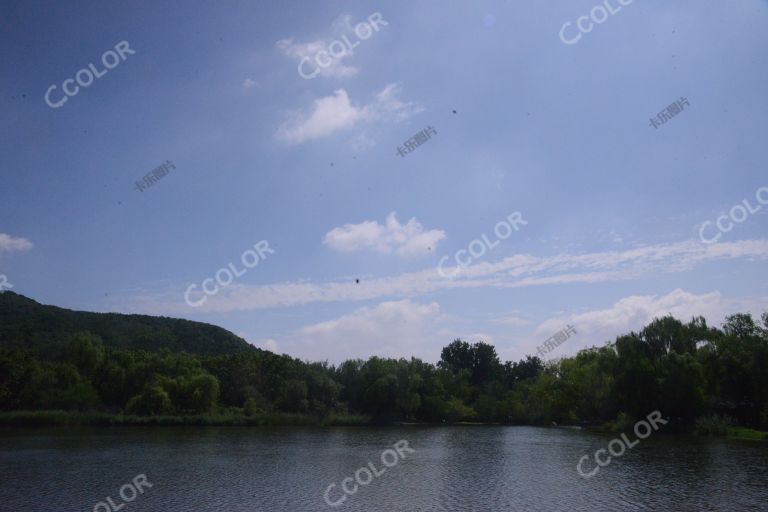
[2,410,765,442]
[0,410,370,427]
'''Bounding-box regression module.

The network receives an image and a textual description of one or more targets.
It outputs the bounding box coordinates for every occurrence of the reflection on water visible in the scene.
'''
[1,426,766,511]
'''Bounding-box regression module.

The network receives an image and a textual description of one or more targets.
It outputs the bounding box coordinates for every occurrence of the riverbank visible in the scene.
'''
[2,410,766,440]
[0,410,371,427]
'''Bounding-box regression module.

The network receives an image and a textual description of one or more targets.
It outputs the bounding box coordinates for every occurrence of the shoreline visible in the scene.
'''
[1,411,765,441]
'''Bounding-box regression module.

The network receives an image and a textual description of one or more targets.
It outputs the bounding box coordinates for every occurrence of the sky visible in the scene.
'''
[1,0,767,364]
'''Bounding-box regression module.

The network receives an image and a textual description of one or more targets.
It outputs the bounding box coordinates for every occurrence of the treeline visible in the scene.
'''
[1,310,767,431]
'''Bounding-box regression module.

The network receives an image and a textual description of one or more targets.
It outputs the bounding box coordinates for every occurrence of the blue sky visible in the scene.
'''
[1,0,767,363]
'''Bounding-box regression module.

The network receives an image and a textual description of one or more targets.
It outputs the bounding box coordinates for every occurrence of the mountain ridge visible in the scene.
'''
[0,291,255,356]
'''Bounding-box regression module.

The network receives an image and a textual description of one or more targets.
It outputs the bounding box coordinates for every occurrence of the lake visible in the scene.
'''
[1,426,767,511]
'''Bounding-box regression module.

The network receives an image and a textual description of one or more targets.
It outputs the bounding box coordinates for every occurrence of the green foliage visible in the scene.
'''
[727,426,767,441]
[126,385,173,416]
[443,398,476,422]
[694,414,734,436]
[1,293,767,432]
[601,412,636,433]
[0,292,253,355]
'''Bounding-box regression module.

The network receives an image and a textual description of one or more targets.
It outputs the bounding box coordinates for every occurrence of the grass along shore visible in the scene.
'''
[1,410,766,441]
[0,410,371,427]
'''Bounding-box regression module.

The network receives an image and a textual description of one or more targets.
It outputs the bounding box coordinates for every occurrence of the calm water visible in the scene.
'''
[1,426,767,511]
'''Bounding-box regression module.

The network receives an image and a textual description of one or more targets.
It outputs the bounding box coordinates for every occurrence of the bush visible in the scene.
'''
[600,412,635,433]
[728,427,767,441]
[694,414,734,436]
[125,386,174,416]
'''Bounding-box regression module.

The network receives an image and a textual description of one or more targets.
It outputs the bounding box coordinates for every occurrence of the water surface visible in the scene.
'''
[1,426,766,511]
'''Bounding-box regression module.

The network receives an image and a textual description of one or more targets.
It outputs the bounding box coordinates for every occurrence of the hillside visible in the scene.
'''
[0,292,254,356]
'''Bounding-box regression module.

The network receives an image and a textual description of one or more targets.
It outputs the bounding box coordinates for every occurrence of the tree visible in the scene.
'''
[126,385,173,416]
[63,332,105,378]
[438,340,474,374]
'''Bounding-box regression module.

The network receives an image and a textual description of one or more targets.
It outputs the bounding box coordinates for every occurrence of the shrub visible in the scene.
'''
[694,414,734,436]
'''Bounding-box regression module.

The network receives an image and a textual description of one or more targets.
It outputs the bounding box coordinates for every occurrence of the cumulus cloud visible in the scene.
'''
[275,83,422,144]
[296,299,446,361]
[242,78,258,91]
[0,234,33,253]
[529,288,768,358]
[259,338,280,353]
[276,89,364,144]
[323,212,445,257]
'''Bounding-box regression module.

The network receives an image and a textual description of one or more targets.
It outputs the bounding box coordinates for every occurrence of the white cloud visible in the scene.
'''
[323,212,445,257]
[528,288,768,359]
[240,334,280,354]
[259,338,280,353]
[275,83,422,144]
[295,299,446,361]
[113,238,768,315]
[276,37,357,79]
[242,78,258,91]
[349,131,376,152]
[276,89,365,144]
[370,83,424,122]
[0,234,33,253]
[466,332,495,344]
[276,14,373,80]
[493,313,531,326]
[537,289,718,338]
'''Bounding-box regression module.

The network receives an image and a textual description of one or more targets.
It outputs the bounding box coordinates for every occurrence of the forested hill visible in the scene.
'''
[0,292,253,356]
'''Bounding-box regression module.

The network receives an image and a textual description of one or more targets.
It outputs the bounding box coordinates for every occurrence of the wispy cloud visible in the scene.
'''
[323,212,445,257]
[276,14,368,79]
[276,38,357,79]
[493,312,531,326]
[110,238,768,315]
